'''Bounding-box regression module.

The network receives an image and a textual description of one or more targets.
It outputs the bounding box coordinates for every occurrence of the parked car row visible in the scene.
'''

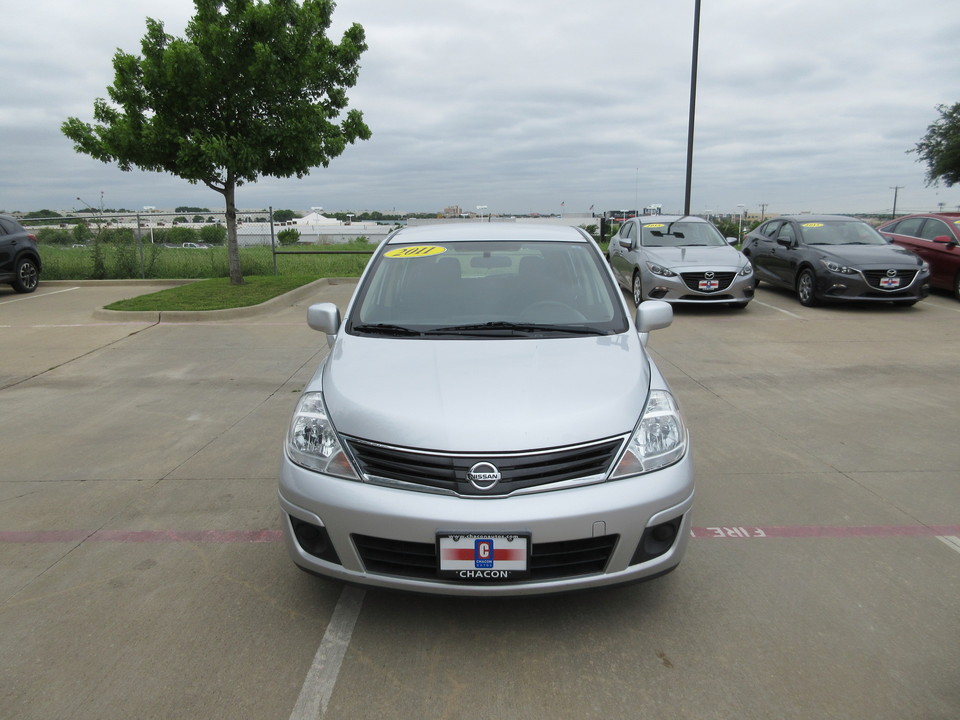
[607,212,955,308]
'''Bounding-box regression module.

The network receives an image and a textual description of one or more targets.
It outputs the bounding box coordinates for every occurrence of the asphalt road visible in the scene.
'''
[1,280,958,720]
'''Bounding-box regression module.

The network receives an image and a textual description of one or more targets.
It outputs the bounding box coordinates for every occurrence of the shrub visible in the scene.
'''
[277,228,301,245]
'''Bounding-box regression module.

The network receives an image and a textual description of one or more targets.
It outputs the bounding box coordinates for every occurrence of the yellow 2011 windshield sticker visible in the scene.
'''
[801,223,824,228]
[646,223,666,228]
[384,245,447,258]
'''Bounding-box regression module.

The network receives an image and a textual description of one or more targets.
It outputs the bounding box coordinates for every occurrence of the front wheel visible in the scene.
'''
[13,257,39,293]
[796,268,818,307]
[632,272,643,306]
[953,272,960,302]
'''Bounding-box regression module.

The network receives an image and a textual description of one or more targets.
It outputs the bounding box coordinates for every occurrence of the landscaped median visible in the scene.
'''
[76,276,347,322]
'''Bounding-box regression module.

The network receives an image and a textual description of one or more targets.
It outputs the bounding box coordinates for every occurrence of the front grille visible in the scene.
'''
[680,271,736,292]
[353,533,619,581]
[862,269,918,290]
[342,436,625,496]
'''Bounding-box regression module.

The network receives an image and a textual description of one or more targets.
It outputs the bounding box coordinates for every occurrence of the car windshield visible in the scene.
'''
[798,221,887,246]
[348,240,628,337]
[640,221,727,247]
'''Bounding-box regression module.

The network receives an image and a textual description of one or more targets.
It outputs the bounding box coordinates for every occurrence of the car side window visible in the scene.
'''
[760,221,780,238]
[777,222,796,244]
[622,222,637,245]
[894,217,925,238]
[919,219,950,241]
[0,218,16,236]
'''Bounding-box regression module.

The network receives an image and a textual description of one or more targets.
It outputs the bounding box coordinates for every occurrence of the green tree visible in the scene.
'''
[199,224,227,245]
[911,102,960,187]
[273,209,298,222]
[61,0,371,285]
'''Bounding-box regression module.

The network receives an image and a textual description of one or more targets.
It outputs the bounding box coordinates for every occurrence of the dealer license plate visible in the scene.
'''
[437,532,530,580]
[880,277,901,288]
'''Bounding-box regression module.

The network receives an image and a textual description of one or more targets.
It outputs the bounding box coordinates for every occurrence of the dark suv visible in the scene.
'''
[0,214,42,293]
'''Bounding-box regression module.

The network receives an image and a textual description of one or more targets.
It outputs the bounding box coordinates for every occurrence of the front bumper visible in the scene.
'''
[640,267,754,305]
[278,452,695,596]
[815,267,930,303]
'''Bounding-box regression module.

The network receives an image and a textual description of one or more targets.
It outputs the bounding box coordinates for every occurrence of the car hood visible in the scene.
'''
[643,244,746,268]
[816,244,922,267]
[316,333,651,452]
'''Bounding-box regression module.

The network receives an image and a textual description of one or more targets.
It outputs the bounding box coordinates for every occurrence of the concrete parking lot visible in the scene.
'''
[1,280,958,720]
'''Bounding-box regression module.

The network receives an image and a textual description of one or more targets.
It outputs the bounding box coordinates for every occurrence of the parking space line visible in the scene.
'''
[938,536,960,555]
[751,299,805,319]
[0,286,80,305]
[289,585,366,720]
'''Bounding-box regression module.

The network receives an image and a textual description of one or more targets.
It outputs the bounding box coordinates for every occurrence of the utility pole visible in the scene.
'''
[758,203,768,221]
[889,186,903,219]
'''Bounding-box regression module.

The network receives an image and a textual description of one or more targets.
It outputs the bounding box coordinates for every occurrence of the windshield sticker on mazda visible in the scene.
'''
[384,245,447,258]
[801,223,825,228]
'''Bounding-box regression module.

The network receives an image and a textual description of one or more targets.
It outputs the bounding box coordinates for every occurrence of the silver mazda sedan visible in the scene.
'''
[278,223,695,596]
[608,215,754,308]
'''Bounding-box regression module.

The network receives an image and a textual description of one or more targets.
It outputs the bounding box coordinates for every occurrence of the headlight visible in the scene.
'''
[646,262,677,277]
[610,390,687,479]
[738,264,753,276]
[820,259,857,275]
[286,392,360,480]
[921,261,930,273]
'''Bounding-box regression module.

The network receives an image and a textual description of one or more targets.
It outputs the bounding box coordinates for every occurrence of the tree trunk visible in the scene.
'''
[223,181,244,285]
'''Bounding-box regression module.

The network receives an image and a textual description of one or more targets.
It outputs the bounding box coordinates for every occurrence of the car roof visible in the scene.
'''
[634,214,710,224]
[774,215,863,223]
[383,223,591,245]
[883,212,960,221]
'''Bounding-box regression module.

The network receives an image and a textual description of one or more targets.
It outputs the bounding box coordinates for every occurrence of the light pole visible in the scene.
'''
[737,204,746,243]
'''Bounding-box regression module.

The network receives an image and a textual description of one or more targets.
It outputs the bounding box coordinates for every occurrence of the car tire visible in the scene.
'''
[12,257,39,293]
[796,268,819,307]
[632,272,643,306]
[953,272,960,302]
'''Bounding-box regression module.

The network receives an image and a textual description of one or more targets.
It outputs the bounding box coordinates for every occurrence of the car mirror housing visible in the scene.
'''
[635,300,673,333]
[307,302,341,348]
[932,235,958,246]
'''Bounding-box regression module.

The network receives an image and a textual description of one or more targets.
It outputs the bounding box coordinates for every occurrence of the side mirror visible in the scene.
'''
[776,237,794,248]
[726,237,738,245]
[636,300,672,333]
[307,302,341,348]
[932,235,958,247]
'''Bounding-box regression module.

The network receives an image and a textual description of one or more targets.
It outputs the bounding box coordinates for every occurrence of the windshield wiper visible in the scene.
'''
[351,323,422,337]
[425,321,605,336]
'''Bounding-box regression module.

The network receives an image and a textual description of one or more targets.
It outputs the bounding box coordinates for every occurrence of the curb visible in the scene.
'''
[80,278,348,323]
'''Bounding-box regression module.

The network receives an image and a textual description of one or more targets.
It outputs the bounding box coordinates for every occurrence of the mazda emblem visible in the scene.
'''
[886,269,897,277]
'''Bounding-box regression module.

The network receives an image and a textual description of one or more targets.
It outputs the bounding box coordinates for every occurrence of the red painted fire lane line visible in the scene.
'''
[2,526,960,543]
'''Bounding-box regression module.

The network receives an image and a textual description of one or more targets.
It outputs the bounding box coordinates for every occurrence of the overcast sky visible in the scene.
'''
[3,0,959,217]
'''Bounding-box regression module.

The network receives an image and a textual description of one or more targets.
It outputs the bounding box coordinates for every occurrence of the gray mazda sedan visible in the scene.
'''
[278,223,695,596]
[608,214,754,308]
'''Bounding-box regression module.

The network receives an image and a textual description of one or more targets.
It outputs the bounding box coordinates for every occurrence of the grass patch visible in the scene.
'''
[39,242,374,281]
[104,275,320,312]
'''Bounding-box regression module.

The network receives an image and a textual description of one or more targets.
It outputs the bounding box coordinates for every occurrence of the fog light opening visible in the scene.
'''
[631,516,683,566]
[290,516,342,565]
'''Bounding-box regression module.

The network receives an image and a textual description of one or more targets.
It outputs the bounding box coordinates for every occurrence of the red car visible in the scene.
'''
[878,213,960,300]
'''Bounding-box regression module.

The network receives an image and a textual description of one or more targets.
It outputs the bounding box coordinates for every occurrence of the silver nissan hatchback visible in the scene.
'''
[278,223,694,596]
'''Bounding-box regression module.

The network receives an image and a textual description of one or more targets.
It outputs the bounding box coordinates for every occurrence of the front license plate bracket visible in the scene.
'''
[437,532,531,580]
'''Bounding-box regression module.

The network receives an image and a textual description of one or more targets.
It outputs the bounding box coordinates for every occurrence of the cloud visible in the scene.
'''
[2,0,959,216]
